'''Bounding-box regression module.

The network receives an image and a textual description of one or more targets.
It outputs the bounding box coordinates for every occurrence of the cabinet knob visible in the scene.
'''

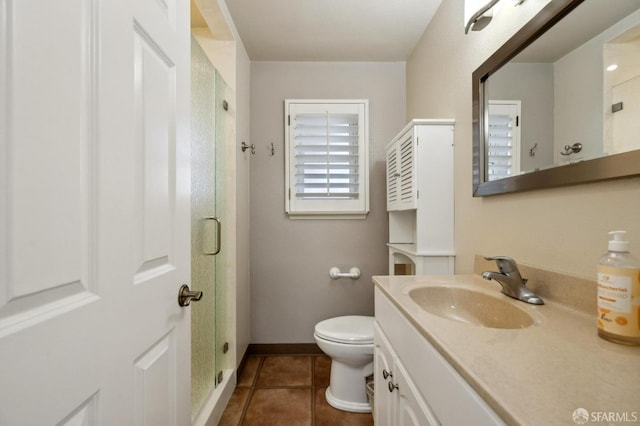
[382,369,393,380]
[388,381,399,392]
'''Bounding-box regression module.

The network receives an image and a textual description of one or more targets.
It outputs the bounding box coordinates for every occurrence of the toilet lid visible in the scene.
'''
[314,315,374,344]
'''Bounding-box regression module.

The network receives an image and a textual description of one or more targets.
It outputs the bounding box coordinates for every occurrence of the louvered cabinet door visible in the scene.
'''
[386,129,417,211]
[387,144,399,209]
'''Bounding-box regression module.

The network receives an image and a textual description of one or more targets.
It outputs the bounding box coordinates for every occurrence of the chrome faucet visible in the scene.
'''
[482,256,544,305]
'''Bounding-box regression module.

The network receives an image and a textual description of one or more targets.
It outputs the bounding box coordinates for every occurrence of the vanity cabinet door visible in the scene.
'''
[375,322,440,426]
[395,361,440,426]
[374,323,395,425]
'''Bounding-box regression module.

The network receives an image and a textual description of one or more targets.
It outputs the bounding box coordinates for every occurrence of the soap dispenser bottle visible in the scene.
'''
[597,231,640,345]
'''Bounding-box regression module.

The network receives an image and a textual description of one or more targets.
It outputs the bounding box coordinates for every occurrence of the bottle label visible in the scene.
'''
[597,271,632,313]
[597,266,640,337]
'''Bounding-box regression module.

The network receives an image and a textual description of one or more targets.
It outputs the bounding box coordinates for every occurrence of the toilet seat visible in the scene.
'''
[314,315,374,345]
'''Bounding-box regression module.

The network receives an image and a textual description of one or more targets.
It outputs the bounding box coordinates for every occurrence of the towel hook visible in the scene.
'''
[560,142,582,156]
[241,141,255,155]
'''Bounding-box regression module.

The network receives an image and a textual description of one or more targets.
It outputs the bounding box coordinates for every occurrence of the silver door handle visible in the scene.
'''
[178,284,203,307]
[203,216,221,255]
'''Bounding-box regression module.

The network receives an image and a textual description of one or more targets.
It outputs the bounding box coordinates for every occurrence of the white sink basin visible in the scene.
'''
[408,286,535,329]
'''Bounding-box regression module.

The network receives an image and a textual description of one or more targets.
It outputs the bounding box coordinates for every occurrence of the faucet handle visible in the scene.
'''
[484,256,519,274]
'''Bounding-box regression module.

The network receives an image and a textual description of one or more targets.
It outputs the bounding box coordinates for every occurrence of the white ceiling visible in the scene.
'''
[223,0,443,61]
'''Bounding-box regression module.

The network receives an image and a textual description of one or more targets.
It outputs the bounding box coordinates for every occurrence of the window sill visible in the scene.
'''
[287,212,369,220]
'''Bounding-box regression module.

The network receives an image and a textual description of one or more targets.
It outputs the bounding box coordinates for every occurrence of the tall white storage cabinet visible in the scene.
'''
[386,119,455,275]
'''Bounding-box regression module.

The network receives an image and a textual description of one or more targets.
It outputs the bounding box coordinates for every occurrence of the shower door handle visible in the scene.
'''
[203,216,221,255]
[178,284,203,307]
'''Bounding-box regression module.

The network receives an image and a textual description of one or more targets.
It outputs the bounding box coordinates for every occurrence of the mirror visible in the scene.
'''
[473,0,640,196]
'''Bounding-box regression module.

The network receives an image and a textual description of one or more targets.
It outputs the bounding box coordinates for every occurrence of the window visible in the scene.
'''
[486,100,521,181]
[285,99,369,219]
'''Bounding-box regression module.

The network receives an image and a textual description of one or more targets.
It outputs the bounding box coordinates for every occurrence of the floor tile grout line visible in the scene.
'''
[252,356,265,388]
[237,355,264,425]
[311,355,316,426]
[236,387,253,426]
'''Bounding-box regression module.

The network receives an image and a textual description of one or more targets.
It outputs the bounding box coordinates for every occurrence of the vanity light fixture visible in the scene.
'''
[465,0,526,34]
[465,0,501,34]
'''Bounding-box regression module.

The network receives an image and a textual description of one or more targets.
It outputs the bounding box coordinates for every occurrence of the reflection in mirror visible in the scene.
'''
[473,0,640,196]
[605,24,640,156]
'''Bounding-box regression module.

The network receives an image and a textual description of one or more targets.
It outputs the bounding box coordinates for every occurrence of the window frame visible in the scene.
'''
[284,99,370,219]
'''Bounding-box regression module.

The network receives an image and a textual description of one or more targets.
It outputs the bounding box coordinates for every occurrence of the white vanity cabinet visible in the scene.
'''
[374,287,504,426]
[386,119,455,275]
[374,323,439,426]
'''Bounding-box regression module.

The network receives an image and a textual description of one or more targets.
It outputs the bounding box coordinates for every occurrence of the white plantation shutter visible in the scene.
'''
[285,100,369,218]
[294,112,360,199]
[487,100,521,182]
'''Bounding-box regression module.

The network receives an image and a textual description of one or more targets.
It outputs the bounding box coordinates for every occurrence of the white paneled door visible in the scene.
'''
[0,0,191,424]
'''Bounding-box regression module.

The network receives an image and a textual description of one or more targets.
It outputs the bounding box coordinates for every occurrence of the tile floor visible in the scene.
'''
[219,354,374,426]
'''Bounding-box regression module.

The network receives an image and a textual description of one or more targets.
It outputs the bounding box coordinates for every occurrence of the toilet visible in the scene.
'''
[313,315,375,413]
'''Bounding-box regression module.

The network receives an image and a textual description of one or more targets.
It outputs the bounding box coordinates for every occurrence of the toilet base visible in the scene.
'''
[325,387,372,413]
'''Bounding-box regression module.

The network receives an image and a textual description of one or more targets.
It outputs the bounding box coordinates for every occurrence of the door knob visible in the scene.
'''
[178,284,203,307]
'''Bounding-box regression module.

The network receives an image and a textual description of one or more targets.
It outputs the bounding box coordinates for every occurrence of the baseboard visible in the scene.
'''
[247,343,323,355]
[236,344,324,382]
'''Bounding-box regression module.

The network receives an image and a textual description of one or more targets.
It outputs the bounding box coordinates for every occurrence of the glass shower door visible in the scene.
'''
[213,68,230,389]
[190,37,230,419]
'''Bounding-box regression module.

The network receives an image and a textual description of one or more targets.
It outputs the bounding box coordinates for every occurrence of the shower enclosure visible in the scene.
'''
[190,37,231,420]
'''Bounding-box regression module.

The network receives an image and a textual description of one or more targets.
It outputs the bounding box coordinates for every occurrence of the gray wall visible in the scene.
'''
[249,61,405,343]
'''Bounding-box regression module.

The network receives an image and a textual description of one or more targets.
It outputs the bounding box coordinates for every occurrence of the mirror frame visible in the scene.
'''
[472,0,640,196]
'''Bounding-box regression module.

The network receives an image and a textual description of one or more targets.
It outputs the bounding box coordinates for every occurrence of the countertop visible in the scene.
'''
[373,274,640,426]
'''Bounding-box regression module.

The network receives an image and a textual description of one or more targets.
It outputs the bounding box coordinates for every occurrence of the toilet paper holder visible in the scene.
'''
[329,267,361,280]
